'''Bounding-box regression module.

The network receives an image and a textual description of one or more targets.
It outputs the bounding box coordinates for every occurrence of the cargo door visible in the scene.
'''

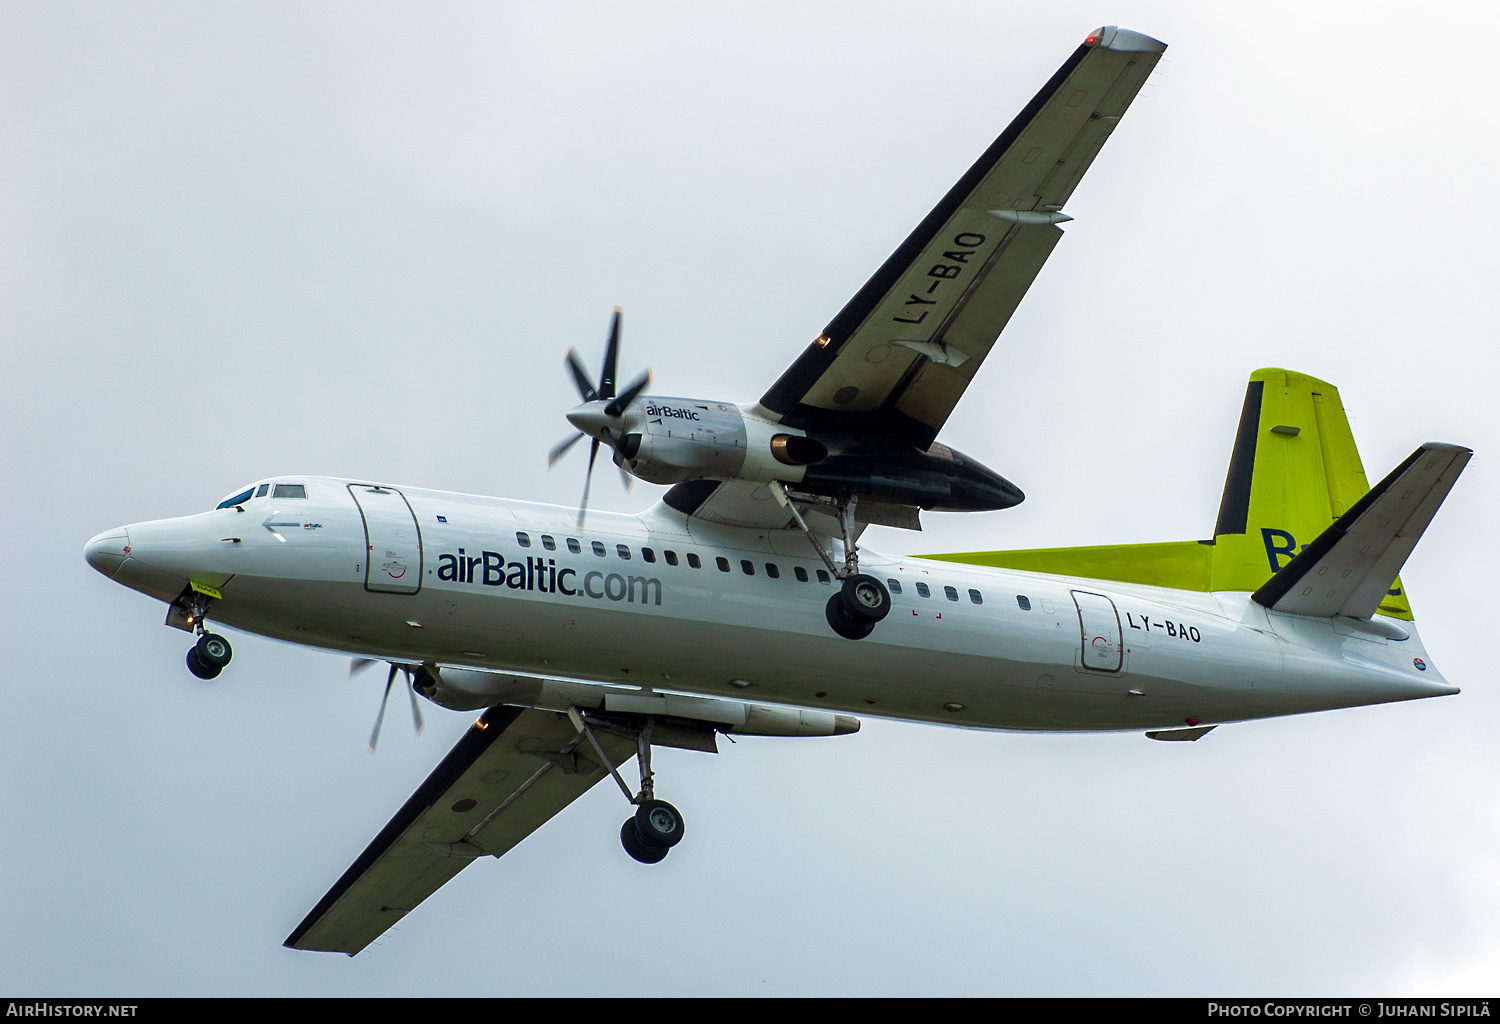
[1072,590,1123,672]
[349,484,422,594]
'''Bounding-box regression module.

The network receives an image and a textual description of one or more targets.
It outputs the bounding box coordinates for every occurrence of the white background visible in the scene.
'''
[3,1,1496,994]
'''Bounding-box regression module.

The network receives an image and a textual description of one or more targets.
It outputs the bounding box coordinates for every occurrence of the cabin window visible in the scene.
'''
[664,550,679,566]
[740,560,755,576]
[1016,595,1031,611]
[272,484,306,499]
[641,547,657,563]
[687,553,701,568]
[566,538,582,554]
[969,589,983,605]
[541,535,556,551]
[516,532,531,548]
[887,579,902,595]
[254,483,269,497]
[916,582,930,598]
[794,566,809,582]
[216,488,254,510]
[591,541,606,556]
[944,586,959,602]
[816,570,831,585]
[617,544,631,560]
[765,563,780,579]
[716,557,731,572]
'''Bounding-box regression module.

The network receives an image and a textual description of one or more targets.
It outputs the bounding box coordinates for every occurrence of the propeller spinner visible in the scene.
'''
[548,307,651,525]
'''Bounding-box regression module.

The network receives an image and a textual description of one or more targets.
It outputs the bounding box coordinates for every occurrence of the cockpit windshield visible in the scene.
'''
[216,487,256,510]
[215,482,307,509]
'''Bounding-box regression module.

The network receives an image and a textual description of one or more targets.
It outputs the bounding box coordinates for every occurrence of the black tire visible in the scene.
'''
[825,593,875,640]
[186,647,221,680]
[195,632,233,668]
[840,574,891,623]
[634,799,685,849]
[621,817,668,864]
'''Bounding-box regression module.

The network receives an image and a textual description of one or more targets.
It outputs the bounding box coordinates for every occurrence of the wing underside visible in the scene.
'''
[759,27,1165,449]
[285,705,635,956]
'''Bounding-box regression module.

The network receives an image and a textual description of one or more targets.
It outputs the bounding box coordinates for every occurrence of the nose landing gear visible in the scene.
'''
[175,587,233,679]
[186,632,233,679]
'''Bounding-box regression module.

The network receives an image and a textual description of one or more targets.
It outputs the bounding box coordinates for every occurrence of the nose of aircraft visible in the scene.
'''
[84,527,131,578]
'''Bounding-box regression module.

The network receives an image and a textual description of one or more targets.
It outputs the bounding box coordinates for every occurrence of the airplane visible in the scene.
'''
[82,26,1470,956]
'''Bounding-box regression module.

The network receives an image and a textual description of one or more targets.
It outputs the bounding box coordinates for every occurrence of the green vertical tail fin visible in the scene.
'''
[920,367,1413,620]
[1209,368,1411,618]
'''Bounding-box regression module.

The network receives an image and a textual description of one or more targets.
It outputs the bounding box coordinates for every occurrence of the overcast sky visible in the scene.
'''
[4,0,1498,995]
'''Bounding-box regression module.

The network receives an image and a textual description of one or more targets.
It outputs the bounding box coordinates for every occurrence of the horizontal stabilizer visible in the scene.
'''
[1252,443,1470,619]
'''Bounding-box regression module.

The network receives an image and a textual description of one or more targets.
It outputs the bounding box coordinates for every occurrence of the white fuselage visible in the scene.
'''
[85,475,1456,731]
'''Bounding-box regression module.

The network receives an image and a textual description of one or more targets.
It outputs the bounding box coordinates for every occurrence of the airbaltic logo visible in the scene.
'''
[644,403,700,421]
[436,549,662,605]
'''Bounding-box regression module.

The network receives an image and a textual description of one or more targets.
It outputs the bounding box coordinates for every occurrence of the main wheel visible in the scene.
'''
[825,593,875,640]
[186,646,222,680]
[621,818,668,864]
[840,574,891,623]
[634,799,685,849]
[195,632,233,668]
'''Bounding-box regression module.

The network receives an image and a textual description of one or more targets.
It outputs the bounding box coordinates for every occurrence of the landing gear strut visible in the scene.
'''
[568,709,686,864]
[770,484,892,641]
[178,589,233,679]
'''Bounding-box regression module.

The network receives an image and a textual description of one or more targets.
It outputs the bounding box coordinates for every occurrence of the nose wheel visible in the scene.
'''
[186,633,233,679]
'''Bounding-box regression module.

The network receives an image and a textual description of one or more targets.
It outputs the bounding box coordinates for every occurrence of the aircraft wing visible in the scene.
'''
[757,27,1165,450]
[285,704,635,955]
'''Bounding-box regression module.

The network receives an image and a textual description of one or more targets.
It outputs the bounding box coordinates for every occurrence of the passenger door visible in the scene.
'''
[349,485,422,594]
[1072,590,1123,672]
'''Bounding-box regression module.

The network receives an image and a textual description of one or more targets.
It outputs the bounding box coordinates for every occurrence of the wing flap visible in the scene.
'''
[1252,443,1471,619]
[286,705,635,956]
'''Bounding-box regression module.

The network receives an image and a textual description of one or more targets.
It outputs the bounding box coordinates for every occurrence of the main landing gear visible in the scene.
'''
[178,588,233,680]
[568,709,686,865]
[770,484,892,641]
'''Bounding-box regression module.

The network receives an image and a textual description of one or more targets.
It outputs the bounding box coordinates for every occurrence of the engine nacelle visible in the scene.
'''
[617,399,820,486]
[414,666,859,737]
[587,393,1020,514]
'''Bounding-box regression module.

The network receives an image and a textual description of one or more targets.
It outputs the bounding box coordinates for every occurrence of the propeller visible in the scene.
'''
[549,307,651,525]
[350,658,426,753]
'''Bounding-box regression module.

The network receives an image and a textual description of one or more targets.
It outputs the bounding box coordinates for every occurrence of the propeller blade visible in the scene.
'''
[618,463,634,492]
[547,431,585,468]
[598,307,621,401]
[577,438,600,528]
[604,368,652,418]
[368,665,397,753]
[564,348,597,403]
[407,680,425,736]
[349,657,379,677]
